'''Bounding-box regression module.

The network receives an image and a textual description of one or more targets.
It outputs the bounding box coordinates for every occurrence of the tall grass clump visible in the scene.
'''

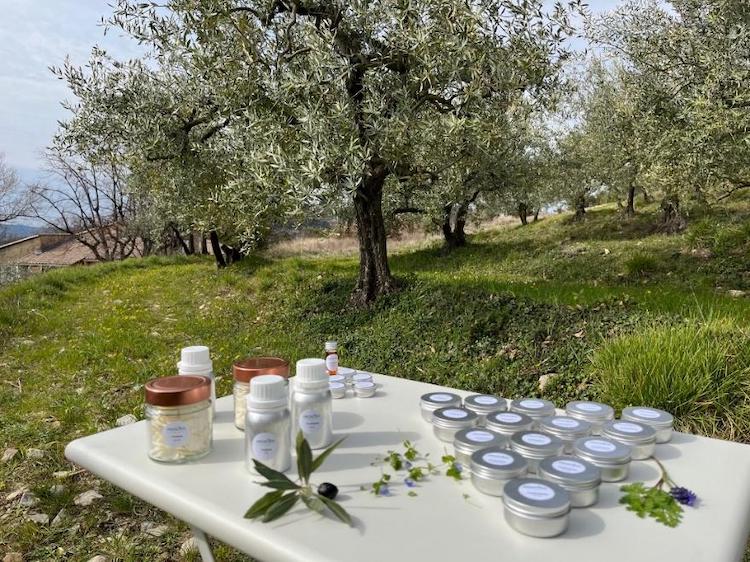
[592,319,750,442]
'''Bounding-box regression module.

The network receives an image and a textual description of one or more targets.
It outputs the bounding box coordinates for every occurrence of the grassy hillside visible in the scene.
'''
[1,201,749,560]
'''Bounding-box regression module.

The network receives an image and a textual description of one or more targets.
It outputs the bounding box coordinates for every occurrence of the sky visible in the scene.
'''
[0,0,622,182]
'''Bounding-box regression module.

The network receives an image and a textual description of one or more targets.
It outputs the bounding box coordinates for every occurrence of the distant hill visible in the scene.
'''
[0,223,45,244]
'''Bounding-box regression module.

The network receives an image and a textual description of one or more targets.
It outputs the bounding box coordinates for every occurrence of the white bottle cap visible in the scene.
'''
[177,345,213,375]
[295,358,327,390]
[325,340,337,351]
[247,374,288,409]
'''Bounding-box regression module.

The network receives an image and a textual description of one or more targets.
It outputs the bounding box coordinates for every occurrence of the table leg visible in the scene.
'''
[189,526,215,562]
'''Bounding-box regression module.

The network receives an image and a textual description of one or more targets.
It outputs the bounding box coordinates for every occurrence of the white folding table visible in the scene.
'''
[65,374,750,562]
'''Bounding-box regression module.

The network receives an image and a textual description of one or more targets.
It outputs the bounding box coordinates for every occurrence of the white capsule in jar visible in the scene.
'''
[145,375,213,463]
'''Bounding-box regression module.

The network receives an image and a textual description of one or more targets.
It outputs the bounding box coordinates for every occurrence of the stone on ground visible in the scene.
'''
[74,490,103,506]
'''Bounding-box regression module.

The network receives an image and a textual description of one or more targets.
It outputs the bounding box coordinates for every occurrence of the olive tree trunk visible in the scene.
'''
[660,193,686,233]
[518,202,529,226]
[573,192,587,221]
[351,159,396,305]
[442,202,468,250]
[625,182,636,217]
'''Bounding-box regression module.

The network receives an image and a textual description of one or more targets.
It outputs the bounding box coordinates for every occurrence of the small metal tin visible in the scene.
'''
[328,374,346,385]
[621,406,674,443]
[337,367,356,385]
[454,428,507,469]
[432,407,478,442]
[502,478,571,538]
[353,381,376,398]
[537,456,601,507]
[509,398,557,423]
[539,416,592,453]
[573,436,632,482]
[463,394,506,426]
[510,431,565,473]
[420,392,462,422]
[329,382,346,399]
[485,410,534,438]
[601,420,656,460]
[352,373,373,385]
[565,401,615,434]
[470,447,527,496]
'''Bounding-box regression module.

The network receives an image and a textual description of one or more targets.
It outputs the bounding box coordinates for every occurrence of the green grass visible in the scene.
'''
[1,199,749,560]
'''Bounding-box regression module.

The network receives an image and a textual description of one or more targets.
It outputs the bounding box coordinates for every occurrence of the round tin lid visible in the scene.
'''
[503,478,571,518]
[485,410,533,430]
[454,428,506,451]
[573,436,632,465]
[233,356,290,383]
[470,447,527,478]
[464,394,506,412]
[538,456,601,489]
[622,406,674,429]
[433,407,477,428]
[510,431,564,457]
[420,392,461,408]
[565,400,615,422]
[540,415,592,437]
[602,420,657,444]
[509,398,556,418]
[337,367,356,377]
[145,375,210,407]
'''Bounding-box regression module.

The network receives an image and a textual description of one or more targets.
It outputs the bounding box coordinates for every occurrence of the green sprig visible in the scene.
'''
[244,432,352,525]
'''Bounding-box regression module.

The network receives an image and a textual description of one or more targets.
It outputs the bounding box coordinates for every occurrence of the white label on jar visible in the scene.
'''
[633,408,660,419]
[252,433,278,461]
[552,459,586,474]
[521,433,552,446]
[585,439,617,453]
[576,402,603,412]
[474,396,499,405]
[519,482,555,501]
[496,412,522,423]
[520,399,544,409]
[466,430,494,443]
[429,393,453,403]
[483,452,514,466]
[325,354,338,372]
[443,408,468,419]
[162,422,190,447]
[551,418,580,429]
[613,422,643,434]
[299,409,322,433]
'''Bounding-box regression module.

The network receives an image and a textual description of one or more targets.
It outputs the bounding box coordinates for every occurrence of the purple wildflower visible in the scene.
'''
[670,486,697,507]
[454,462,463,473]
[404,461,413,470]
[404,477,416,488]
[378,485,391,497]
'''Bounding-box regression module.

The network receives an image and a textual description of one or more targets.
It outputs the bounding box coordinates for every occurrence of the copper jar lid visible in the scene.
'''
[145,375,211,407]
[232,356,289,383]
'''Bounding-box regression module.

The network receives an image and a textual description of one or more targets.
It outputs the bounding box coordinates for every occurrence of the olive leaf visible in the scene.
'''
[311,437,346,473]
[253,459,298,487]
[244,490,284,519]
[262,492,300,523]
[317,494,353,526]
[296,430,313,483]
[300,493,326,514]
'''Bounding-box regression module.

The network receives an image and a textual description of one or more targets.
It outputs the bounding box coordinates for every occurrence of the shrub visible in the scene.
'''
[624,253,659,278]
[592,320,750,442]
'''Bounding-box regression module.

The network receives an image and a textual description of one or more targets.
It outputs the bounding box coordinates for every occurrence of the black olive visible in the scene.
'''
[317,482,339,500]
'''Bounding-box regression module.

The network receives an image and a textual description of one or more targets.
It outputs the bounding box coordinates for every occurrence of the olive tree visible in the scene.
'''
[590,0,750,228]
[57,0,579,303]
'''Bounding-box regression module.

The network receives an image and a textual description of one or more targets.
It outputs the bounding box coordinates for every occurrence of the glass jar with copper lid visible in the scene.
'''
[145,375,212,463]
[233,357,290,430]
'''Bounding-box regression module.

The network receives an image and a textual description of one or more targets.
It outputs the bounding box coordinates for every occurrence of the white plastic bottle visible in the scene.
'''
[292,358,333,450]
[245,374,291,473]
[177,346,216,416]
